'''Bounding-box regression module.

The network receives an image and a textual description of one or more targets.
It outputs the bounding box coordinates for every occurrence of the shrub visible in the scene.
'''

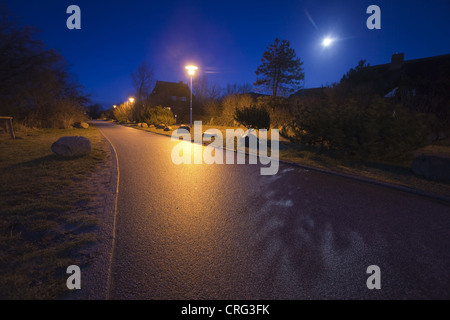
[113,103,133,123]
[292,95,430,158]
[234,105,270,130]
[217,94,255,126]
[256,96,294,129]
[141,106,175,126]
[203,100,223,124]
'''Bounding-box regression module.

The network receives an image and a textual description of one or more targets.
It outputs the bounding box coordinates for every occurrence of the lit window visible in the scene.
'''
[180,97,187,102]
[171,96,177,101]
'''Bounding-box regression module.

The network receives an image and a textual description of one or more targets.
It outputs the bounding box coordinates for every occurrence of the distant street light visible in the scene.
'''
[126,97,135,111]
[113,105,117,109]
[125,98,135,122]
[185,65,198,128]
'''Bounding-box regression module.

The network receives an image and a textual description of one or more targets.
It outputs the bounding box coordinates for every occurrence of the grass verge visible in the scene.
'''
[0,125,109,299]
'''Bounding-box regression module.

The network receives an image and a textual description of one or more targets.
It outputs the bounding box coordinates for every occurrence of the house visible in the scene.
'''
[291,53,450,99]
[149,81,192,123]
[290,53,450,138]
[367,53,450,130]
[293,53,449,118]
[362,53,450,98]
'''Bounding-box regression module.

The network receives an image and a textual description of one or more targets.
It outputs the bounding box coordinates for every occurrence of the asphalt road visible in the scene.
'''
[95,121,450,300]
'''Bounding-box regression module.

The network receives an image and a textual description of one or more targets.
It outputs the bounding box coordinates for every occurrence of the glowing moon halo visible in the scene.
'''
[322,37,333,47]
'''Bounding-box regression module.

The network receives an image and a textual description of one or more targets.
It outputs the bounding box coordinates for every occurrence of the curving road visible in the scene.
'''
[95,121,450,300]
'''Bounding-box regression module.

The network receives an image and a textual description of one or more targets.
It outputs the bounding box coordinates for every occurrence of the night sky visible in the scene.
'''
[4,0,450,108]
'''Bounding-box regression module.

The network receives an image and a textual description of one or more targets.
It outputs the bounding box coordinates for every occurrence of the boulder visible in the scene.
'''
[142,123,148,128]
[164,126,172,131]
[156,124,165,129]
[149,124,155,128]
[412,154,450,181]
[73,122,89,129]
[178,125,190,133]
[137,123,142,127]
[51,136,92,157]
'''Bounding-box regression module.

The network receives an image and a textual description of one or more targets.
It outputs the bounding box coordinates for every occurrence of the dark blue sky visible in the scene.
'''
[5,0,450,108]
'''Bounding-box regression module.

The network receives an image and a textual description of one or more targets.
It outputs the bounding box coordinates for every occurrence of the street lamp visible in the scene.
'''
[126,97,135,108]
[185,65,198,128]
[113,105,117,109]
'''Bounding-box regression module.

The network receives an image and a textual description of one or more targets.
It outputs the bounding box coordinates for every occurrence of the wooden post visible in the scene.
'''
[0,116,15,139]
[8,118,15,139]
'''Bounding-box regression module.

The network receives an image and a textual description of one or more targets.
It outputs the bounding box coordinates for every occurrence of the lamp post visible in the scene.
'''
[185,65,198,128]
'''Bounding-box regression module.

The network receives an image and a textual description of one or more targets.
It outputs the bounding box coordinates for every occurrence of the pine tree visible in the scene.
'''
[254,38,305,98]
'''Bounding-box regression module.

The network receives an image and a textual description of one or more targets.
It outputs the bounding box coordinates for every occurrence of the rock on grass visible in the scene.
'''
[51,136,92,157]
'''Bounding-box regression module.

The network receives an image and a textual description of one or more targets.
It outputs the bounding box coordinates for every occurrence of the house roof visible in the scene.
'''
[357,53,450,94]
[291,87,326,97]
[151,80,191,97]
[246,92,269,99]
[372,53,450,71]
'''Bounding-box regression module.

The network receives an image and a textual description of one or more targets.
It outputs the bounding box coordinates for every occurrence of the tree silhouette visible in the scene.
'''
[0,5,88,128]
[131,61,154,103]
[254,38,304,98]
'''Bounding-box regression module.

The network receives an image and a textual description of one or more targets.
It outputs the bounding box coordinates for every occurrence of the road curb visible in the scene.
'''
[92,122,121,300]
[62,123,120,300]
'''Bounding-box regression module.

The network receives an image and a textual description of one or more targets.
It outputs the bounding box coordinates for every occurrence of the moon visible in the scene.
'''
[322,37,333,47]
